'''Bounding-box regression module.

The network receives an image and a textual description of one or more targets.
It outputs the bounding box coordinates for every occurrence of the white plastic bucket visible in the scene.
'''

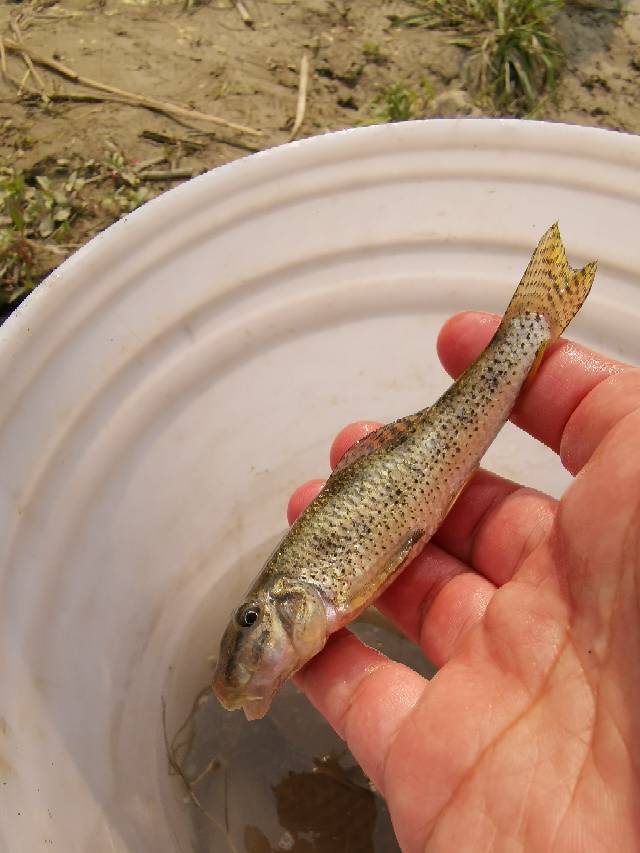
[1,120,639,852]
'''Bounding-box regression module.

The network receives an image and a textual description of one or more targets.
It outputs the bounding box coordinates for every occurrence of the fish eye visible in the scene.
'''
[236,604,260,628]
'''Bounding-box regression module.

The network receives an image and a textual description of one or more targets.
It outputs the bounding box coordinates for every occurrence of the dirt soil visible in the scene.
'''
[1,0,639,318]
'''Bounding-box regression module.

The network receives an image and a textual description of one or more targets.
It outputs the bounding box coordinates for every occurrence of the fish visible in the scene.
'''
[212,223,597,720]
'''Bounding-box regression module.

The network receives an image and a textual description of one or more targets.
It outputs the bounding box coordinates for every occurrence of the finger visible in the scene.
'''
[434,469,557,585]
[437,312,631,473]
[294,630,426,795]
[287,478,324,524]
[329,421,381,470]
[560,368,640,474]
[377,543,495,667]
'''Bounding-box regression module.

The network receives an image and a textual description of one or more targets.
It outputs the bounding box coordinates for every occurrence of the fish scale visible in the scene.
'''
[266,312,550,613]
[213,224,597,720]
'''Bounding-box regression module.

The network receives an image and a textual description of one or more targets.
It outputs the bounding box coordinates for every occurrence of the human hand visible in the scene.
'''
[288,311,640,853]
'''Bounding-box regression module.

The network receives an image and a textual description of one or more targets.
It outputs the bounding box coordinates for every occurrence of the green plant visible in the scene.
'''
[371,83,418,122]
[362,41,387,64]
[394,0,565,112]
[0,170,80,306]
[0,139,181,307]
[100,185,153,216]
[0,150,159,310]
[1,172,74,239]
[0,134,198,320]
[0,229,36,306]
[369,79,435,123]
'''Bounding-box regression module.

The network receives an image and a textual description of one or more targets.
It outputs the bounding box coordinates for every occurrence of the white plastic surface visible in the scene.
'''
[0,120,639,852]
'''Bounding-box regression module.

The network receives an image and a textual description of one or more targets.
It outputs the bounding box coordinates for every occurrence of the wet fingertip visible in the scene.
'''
[437,312,499,377]
[286,479,325,525]
[294,628,384,703]
[293,629,352,695]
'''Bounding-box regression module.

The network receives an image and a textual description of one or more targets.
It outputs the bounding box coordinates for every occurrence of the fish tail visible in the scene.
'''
[501,222,598,342]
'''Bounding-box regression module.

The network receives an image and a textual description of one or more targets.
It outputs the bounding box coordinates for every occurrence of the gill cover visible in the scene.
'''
[212,579,328,720]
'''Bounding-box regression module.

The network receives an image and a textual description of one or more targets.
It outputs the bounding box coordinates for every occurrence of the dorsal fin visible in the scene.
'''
[332,411,425,475]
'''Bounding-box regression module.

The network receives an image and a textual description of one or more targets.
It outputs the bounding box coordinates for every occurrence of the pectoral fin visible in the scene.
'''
[348,529,426,615]
[381,528,426,584]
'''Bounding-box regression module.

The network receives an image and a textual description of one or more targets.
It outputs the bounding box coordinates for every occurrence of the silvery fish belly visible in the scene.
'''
[213,223,597,720]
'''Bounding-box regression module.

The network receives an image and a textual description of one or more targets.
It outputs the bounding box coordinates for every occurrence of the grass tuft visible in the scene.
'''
[369,79,434,123]
[393,0,565,112]
[371,83,418,122]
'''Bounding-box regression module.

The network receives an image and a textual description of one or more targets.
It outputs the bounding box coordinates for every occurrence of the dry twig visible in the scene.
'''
[0,36,7,76]
[132,155,167,172]
[16,68,31,98]
[138,168,195,181]
[233,0,255,26]
[141,129,207,150]
[191,757,221,787]
[8,19,49,102]
[161,694,238,853]
[289,51,310,141]
[2,38,261,136]
[189,130,261,154]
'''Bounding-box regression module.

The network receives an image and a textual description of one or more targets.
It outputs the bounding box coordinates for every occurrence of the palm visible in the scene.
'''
[288,313,640,852]
[382,418,640,852]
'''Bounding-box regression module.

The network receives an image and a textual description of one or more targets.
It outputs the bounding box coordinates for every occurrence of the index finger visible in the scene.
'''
[437,312,631,474]
[294,630,426,795]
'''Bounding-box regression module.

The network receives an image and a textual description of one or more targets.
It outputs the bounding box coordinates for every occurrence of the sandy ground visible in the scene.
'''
[0,0,639,315]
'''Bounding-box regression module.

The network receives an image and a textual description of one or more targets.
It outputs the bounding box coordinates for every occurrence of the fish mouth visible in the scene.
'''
[212,682,273,721]
[241,696,272,721]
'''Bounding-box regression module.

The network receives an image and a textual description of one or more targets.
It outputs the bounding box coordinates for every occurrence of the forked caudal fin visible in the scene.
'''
[501,223,598,343]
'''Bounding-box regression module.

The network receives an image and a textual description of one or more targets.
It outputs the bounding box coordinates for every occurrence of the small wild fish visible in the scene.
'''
[213,224,597,720]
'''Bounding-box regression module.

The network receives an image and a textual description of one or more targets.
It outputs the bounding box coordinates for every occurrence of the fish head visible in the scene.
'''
[212,578,328,721]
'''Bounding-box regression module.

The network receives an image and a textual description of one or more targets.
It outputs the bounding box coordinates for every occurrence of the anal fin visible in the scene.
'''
[523,341,548,389]
[444,467,478,517]
[380,528,426,585]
